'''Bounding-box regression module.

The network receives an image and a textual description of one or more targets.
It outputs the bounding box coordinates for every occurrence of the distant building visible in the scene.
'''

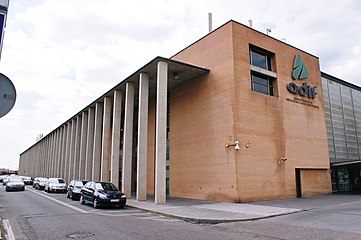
[0,168,17,175]
[18,20,359,204]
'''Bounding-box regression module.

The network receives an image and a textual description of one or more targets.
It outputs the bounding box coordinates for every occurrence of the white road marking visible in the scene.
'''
[27,188,88,214]
[3,219,15,240]
[339,201,361,206]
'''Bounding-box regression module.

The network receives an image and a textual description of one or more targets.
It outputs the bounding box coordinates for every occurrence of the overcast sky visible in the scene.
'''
[1,0,361,170]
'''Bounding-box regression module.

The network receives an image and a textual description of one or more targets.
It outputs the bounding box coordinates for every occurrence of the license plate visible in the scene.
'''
[110,199,120,202]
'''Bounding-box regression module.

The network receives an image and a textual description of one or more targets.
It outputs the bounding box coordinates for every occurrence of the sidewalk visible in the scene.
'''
[126,196,303,224]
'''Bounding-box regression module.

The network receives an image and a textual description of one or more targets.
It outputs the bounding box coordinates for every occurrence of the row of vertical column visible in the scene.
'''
[18,60,168,205]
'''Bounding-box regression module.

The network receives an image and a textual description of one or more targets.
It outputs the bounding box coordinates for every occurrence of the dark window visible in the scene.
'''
[250,48,272,71]
[249,45,276,96]
[251,73,274,96]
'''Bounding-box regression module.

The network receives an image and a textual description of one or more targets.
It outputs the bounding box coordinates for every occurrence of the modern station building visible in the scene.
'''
[18,20,359,204]
[322,73,361,193]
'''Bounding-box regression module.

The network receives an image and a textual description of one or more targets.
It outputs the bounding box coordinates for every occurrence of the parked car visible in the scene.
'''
[67,180,88,200]
[80,181,126,208]
[6,177,25,191]
[3,175,17,186]
[21,176,33,185]
[33,177,48,190]
[45,178,67,193]
[2,176,10,185]
[0,175,8,183]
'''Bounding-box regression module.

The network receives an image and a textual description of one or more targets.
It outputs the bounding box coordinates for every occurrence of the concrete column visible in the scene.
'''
[56,129,62,176]
[44,137,49,177]
[46,136,51,177]
[56,127,63,176]
[79,111,88,179]
[49,133,56,177]
[52,130,58,177]
[137,73,149,201]
[111,90,122,187]
[122,82,135,198]
[101,97,112,182]
[73,115,82,179]
[60,125,67,178]
[53,130,59,177]
[64,121,72,183]
[37,141,41,176]
[38,143,42,176]
[33,145,38,177]
[155,61,168,205]
[46,134,51,177]
[68,118,76,183]
[85,107,95,180]
[92,102,103,181]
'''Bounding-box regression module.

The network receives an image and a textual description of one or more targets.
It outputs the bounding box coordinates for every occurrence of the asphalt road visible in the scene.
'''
[1,185,361,240]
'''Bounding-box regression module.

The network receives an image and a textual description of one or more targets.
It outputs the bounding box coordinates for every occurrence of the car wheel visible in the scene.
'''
[80,195,85,204]
[71,192,75,200]
[93,198,99,208]
[22,187,25,191]
[66,191,70,198]
[5,187,9,192]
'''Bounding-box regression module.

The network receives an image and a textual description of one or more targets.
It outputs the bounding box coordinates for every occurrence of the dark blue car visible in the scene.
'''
[80,181,126,208]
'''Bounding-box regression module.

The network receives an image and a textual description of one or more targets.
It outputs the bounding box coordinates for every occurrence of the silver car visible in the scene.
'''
[6,177,25,191]
[45,178,67,193]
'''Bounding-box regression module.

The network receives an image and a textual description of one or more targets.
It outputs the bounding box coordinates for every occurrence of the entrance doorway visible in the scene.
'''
[295,168,302,198]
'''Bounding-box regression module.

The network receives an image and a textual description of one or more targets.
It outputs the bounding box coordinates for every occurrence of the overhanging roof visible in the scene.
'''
[100,56,210,105]
[331,160,361,167]
[21,56,209,154]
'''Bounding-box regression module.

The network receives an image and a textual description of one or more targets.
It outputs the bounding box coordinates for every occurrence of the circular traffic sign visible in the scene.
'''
[0,73,16,118]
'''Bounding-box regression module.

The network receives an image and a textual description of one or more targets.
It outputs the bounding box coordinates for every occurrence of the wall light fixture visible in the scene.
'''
[226,141,240,151]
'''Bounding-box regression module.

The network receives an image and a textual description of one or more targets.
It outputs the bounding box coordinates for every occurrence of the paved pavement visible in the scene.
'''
[126,193,361,224]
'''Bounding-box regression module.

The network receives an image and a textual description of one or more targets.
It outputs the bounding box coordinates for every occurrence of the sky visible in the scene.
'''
[1,0,361,170]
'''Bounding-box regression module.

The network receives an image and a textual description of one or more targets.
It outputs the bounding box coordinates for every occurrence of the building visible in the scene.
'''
[19,20,334,204]
[322,73,361,193]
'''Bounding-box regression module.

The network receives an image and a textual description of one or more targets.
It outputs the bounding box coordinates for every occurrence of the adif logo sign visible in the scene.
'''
[287,54,317,99]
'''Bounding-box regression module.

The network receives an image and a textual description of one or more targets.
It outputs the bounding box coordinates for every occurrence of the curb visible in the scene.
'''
[126,204,305,224]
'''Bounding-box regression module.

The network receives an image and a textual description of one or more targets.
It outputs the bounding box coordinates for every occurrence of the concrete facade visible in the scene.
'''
[19,21,333,204]
[169,21,331,202]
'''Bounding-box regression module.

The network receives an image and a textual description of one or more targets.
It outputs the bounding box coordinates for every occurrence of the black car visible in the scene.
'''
[80,181,126,208]
[67,180,88,200]
[21,176,33,185]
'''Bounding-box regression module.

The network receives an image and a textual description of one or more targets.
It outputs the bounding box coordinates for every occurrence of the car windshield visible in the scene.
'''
[74,182,84,187]
[9,178,23,183]
[95,183,118,191]
[40,178,48,182]
[50,178,64,184]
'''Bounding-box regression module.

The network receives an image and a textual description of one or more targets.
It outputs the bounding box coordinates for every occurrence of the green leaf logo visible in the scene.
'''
[292,54,309,80]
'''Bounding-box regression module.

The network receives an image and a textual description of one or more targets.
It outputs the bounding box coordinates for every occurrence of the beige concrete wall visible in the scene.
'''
[170,22,239,201]
[301,169,331,197]
[169,21,331,202]
[146,99,156,195]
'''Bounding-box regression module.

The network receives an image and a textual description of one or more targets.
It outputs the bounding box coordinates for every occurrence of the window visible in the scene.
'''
[250,50,272,70]
[249,45,276,96]
[251,73,274,96]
